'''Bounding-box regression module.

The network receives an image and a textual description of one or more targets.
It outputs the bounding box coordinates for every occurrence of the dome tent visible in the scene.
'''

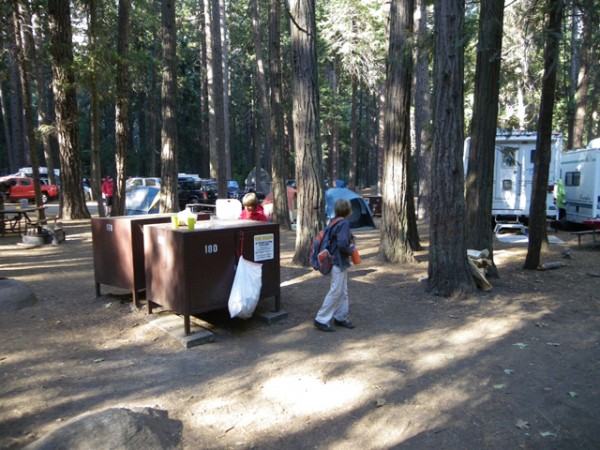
[325,188,375,229]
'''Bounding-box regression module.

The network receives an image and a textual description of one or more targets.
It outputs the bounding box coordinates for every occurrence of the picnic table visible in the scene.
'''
[0,204,48,236]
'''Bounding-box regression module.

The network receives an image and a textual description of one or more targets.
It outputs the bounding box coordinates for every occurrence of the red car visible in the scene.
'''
[0,176,59,204]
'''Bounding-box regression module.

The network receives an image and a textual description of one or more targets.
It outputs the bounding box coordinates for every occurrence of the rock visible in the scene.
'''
[24,407,182,450]
[0,278,37,312]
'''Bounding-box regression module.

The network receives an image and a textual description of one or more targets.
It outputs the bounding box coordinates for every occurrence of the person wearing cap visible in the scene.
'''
[101,176,114,216]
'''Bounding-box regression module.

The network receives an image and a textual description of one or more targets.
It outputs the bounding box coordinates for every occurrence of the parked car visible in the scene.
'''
[178,176,217,210]
[126,177,161,192]
[227,179,241,199]
[0,176,59,204]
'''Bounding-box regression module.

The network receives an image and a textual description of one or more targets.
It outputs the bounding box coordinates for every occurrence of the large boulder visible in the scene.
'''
[0,278,37,312]
[24,407,182,450]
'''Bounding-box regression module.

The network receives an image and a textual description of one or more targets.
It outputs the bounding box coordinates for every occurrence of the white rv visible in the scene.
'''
[464,131,563,220]
[560,143,600,224]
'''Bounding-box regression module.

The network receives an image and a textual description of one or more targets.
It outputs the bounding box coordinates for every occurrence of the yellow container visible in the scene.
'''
[171,215,179,229]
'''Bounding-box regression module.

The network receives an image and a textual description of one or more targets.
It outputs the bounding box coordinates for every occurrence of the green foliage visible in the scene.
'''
[3,0,599,180]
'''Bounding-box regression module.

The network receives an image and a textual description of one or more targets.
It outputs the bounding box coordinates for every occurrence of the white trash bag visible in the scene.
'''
[228,256,263,319]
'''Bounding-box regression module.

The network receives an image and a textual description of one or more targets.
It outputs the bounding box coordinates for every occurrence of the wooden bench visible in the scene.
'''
[570,229,600,247]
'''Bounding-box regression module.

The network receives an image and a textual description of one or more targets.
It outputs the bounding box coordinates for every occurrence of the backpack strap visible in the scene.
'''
[323,217,344,249]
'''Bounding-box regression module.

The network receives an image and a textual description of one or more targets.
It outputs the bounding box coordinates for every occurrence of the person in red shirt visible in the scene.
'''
[239,192,267,222]
[101,176,114,216]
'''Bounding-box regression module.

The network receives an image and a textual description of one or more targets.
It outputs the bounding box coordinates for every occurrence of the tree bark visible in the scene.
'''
[159,0,178,213]
[47,0,90,219]
[197,0,210,178]
[113,0,130,217]
[7,41,24,170]
[348,75,358,191]
[414,0,432,220]
[465,0,505,278]
[251,0,270,193]
[269,0,291,228]
[326,59,340,184]
[204,0,227,196]
[572,2,591,149]
[379,0,420,264]
[31,6,57,187]
[289,0,324,266]
[524,0,564,270]
[427,0,474,297]
[12,0,46,221]
[220,0,231,179]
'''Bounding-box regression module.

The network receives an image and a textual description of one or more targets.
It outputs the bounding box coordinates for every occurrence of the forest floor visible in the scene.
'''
[0,215,599,449]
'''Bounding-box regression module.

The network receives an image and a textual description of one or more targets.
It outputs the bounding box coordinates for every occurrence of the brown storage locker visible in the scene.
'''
[92,214,209,306]
[144,220,280,334]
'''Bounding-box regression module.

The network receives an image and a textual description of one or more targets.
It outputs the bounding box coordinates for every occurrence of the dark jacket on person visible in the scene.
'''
[328,219,354,270]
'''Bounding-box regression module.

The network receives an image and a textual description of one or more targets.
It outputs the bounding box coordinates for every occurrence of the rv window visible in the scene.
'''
[499,147,517,167]
[565,171,580,187]
[502,180,512,191]
[530,150,536,164]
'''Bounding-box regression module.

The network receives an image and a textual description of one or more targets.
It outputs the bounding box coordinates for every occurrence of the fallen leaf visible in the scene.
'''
[504,369,514,375]
[540,431,557,438]
[93,358,104,363]
[513,343,528,350]
[546,342,560,347]
[444,353,456,360]
[515,419,529,429]
[376,398,386,407]
[568,391,578,398]
[493,384,506,390]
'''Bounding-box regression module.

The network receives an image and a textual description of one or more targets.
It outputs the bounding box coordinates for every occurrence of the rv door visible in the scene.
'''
[494,145,523,214]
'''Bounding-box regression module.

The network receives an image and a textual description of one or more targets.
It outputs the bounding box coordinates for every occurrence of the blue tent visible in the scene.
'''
[125,186,160,215]
[325,188,376,229]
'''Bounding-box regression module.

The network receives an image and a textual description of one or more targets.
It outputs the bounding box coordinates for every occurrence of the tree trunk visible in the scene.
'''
[327,59,339,183]
[465,0,505,278]
[150,0,161,177]
[427,0,474,297]
[348,75,358,191]
[12,0,46,221]
[88,0,105,215]
[269,0,291,228]
[414,0,432,220]
[0,48,15,173]
[31,6,57,187]
[376,82,384,195]
[220,0,231,179]
[565,1,578,150]
[379,0,420,264]
[197,0,210,178]
[47,0,90,219]
[159,0,178,213]
[289,0,324,266]
[523,0,564,270]
[113,0,130,217]
[572,3,591,149]
[7,43,24,170]
[251,0,270,193]
[204,0,227,196]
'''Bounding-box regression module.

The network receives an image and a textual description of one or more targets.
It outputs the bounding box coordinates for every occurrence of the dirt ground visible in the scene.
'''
[0,217,599,449]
